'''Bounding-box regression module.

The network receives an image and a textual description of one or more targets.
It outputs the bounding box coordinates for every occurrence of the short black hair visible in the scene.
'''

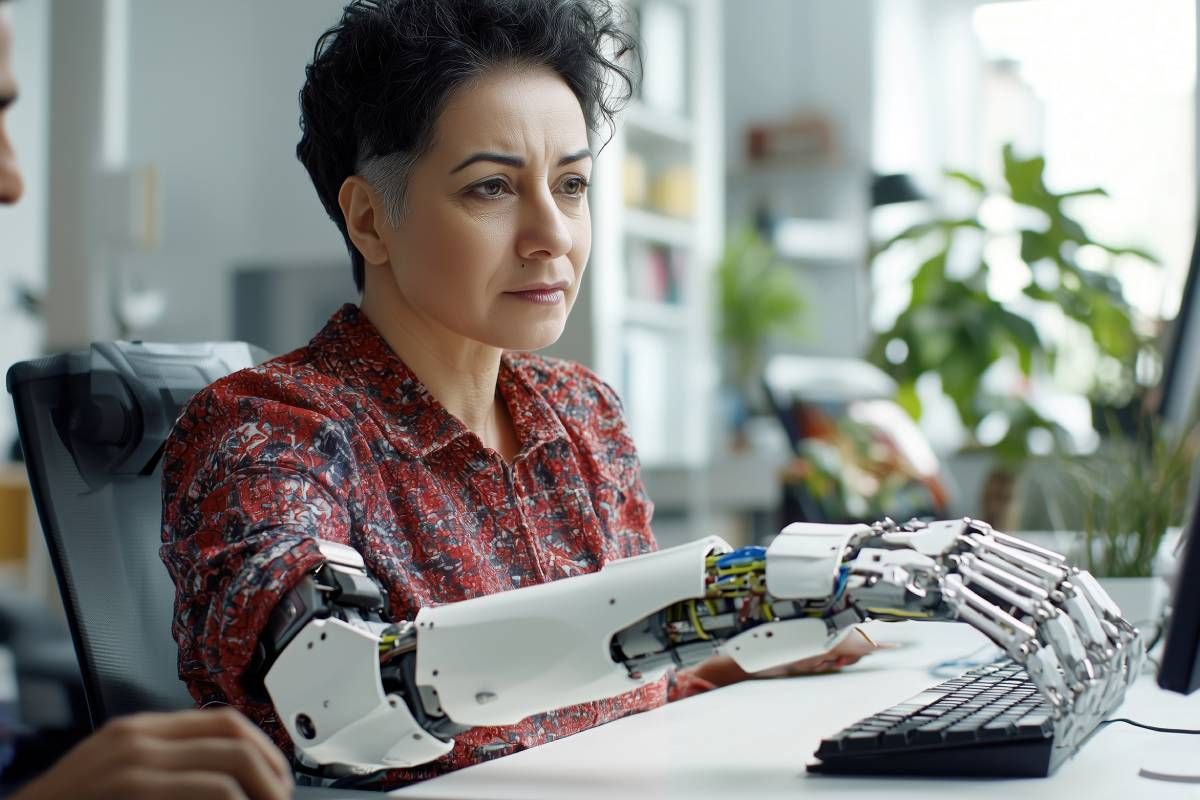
[297,0,639,292]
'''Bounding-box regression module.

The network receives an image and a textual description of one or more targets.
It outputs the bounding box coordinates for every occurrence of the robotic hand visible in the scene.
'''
[790,518,1144,751]
[254,519,1141,776]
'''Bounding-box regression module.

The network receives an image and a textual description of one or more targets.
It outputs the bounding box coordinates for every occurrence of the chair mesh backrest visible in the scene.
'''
[6,341,266,726]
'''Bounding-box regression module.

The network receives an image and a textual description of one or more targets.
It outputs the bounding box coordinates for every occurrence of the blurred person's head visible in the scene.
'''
[0,0,23,206]
[298,0,636,353]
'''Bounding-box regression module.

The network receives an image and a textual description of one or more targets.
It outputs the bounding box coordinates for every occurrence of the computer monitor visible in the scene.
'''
[1161,220,1200,428]
[1155,217,1200,694]
[1158,481,1200,694]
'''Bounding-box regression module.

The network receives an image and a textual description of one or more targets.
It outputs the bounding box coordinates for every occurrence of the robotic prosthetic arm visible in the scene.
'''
[256,520,1141,776]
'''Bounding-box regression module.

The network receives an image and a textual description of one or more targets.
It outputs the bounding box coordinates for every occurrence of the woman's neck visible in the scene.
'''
[360,287,506,446]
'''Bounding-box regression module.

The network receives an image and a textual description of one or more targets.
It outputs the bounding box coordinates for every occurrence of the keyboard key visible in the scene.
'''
[1015,714,1052,735]
[880,729,912,748]
[903,691,953,707]
[841,731,883,751]
[980,720,1016,740]
[944,724,980,744]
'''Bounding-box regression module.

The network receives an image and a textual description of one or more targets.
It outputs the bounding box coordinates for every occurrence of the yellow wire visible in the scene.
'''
[866,607,934,619]
[687,600,711,640]
[761,599,776,621]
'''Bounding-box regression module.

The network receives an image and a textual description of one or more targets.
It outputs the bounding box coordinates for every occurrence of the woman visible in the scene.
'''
[160,0,870,789]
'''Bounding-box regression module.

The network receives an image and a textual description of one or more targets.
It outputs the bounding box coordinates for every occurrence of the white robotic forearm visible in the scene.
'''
[255,534,854,775]
[256,520,1141,777]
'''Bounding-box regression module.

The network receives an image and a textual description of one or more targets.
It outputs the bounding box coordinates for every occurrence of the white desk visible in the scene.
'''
[301,621,1200,799]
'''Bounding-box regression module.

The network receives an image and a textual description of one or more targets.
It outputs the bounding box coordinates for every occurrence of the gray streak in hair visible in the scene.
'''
[357,151,420,227]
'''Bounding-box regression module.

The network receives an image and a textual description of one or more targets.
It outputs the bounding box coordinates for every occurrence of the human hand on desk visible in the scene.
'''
[10,707,294,800]
[689,627,895,687]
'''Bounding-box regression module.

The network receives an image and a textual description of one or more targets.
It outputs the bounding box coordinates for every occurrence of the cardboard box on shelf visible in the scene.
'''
[0,465,29,563]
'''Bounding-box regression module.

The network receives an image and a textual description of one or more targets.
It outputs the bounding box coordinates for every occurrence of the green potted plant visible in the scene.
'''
[716,226,807,429]
[1050,410,1200,622]
[868,144,1159,527]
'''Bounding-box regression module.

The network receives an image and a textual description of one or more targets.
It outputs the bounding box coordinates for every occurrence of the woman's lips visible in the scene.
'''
[506,287,566,305]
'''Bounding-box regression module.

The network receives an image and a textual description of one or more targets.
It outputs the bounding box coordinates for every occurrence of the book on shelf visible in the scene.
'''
[625,240,685,304]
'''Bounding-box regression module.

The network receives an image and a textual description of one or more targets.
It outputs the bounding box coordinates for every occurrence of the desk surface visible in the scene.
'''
[301,621,1200,799]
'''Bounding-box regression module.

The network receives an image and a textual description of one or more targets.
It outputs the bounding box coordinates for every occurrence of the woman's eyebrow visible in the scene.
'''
[449,147,593,174]
[557,147,593,166]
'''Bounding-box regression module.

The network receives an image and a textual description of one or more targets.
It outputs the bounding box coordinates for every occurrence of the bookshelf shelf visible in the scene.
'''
[623,207,693,248]
[625,102,693,147]
[624,300,690,331]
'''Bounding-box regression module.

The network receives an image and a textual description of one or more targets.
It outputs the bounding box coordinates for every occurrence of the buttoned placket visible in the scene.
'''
[470,444,550,588]
[502,454,550,585]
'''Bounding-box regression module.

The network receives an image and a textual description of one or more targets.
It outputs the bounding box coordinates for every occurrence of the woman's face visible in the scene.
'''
[373,66,592,352]
[0,12,24,206]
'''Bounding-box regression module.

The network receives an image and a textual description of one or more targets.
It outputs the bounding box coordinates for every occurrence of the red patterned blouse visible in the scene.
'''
[160,303,712,787]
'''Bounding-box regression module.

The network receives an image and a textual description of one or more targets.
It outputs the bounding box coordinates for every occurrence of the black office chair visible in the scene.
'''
[6,341,267,728]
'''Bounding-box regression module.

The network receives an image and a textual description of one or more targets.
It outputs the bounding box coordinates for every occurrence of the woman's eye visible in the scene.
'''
[471,179,509,199]
[560,176,589,197]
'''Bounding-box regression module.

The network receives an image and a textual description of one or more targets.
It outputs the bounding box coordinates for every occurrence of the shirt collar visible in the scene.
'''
[498,352,571,461]
[310,304,568,461]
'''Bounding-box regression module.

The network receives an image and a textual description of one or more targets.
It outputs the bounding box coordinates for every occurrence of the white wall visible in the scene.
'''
[124,0,352,343]
[0,0,49,456]
[722,0,873,215]
[871,0,982,189]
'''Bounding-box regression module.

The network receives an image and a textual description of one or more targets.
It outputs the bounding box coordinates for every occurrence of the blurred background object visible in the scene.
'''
[1063,410,1200,578]
[715,227,808,441]
[866,143,1160,528]
[761,354,948,525]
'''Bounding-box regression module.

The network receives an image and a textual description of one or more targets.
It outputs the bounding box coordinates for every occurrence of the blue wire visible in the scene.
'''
[929,643,1006,679]
[832,565,850,601]
[716,546,767,569]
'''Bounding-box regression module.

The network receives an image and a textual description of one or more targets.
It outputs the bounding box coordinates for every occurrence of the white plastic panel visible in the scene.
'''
[765,523,868,599]
[416,536,731,726]
[265,617,453,769]
[880,519,965,556]
[719,617,847,673]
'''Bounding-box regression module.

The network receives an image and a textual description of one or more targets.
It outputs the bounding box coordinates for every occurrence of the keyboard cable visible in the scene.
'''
[1099,717,1200,784]
[1099,718,1200,735]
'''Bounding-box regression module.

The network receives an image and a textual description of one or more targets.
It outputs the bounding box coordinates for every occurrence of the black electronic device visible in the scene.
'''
[1160,220,1200,428]
[809,659,1088,778]
[1156,216,1200,695]
[1157,485,1200,694]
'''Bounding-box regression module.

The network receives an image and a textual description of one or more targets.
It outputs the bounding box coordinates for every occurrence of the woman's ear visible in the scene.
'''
[338,176,390,266]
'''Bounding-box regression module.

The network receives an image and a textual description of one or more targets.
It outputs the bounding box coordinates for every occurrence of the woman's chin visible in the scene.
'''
[489,317,567,352]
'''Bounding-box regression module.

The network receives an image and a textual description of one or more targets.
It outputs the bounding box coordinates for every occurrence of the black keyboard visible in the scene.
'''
[809,660,1082,778]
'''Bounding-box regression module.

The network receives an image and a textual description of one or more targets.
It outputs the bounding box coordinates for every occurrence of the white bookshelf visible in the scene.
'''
[622,207,694,249]
[548,0,723,473]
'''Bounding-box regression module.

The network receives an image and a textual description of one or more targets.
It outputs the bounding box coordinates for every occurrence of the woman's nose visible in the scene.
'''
[517,190,572,261]
[0,137,23,205]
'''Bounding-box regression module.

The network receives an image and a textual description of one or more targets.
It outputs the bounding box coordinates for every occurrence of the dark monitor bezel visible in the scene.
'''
[1160,220,1200,424]
[1158,489,1200,694]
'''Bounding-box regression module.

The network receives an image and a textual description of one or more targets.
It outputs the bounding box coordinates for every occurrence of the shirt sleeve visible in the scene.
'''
[160,379,359,716]
[666,667,719,702]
